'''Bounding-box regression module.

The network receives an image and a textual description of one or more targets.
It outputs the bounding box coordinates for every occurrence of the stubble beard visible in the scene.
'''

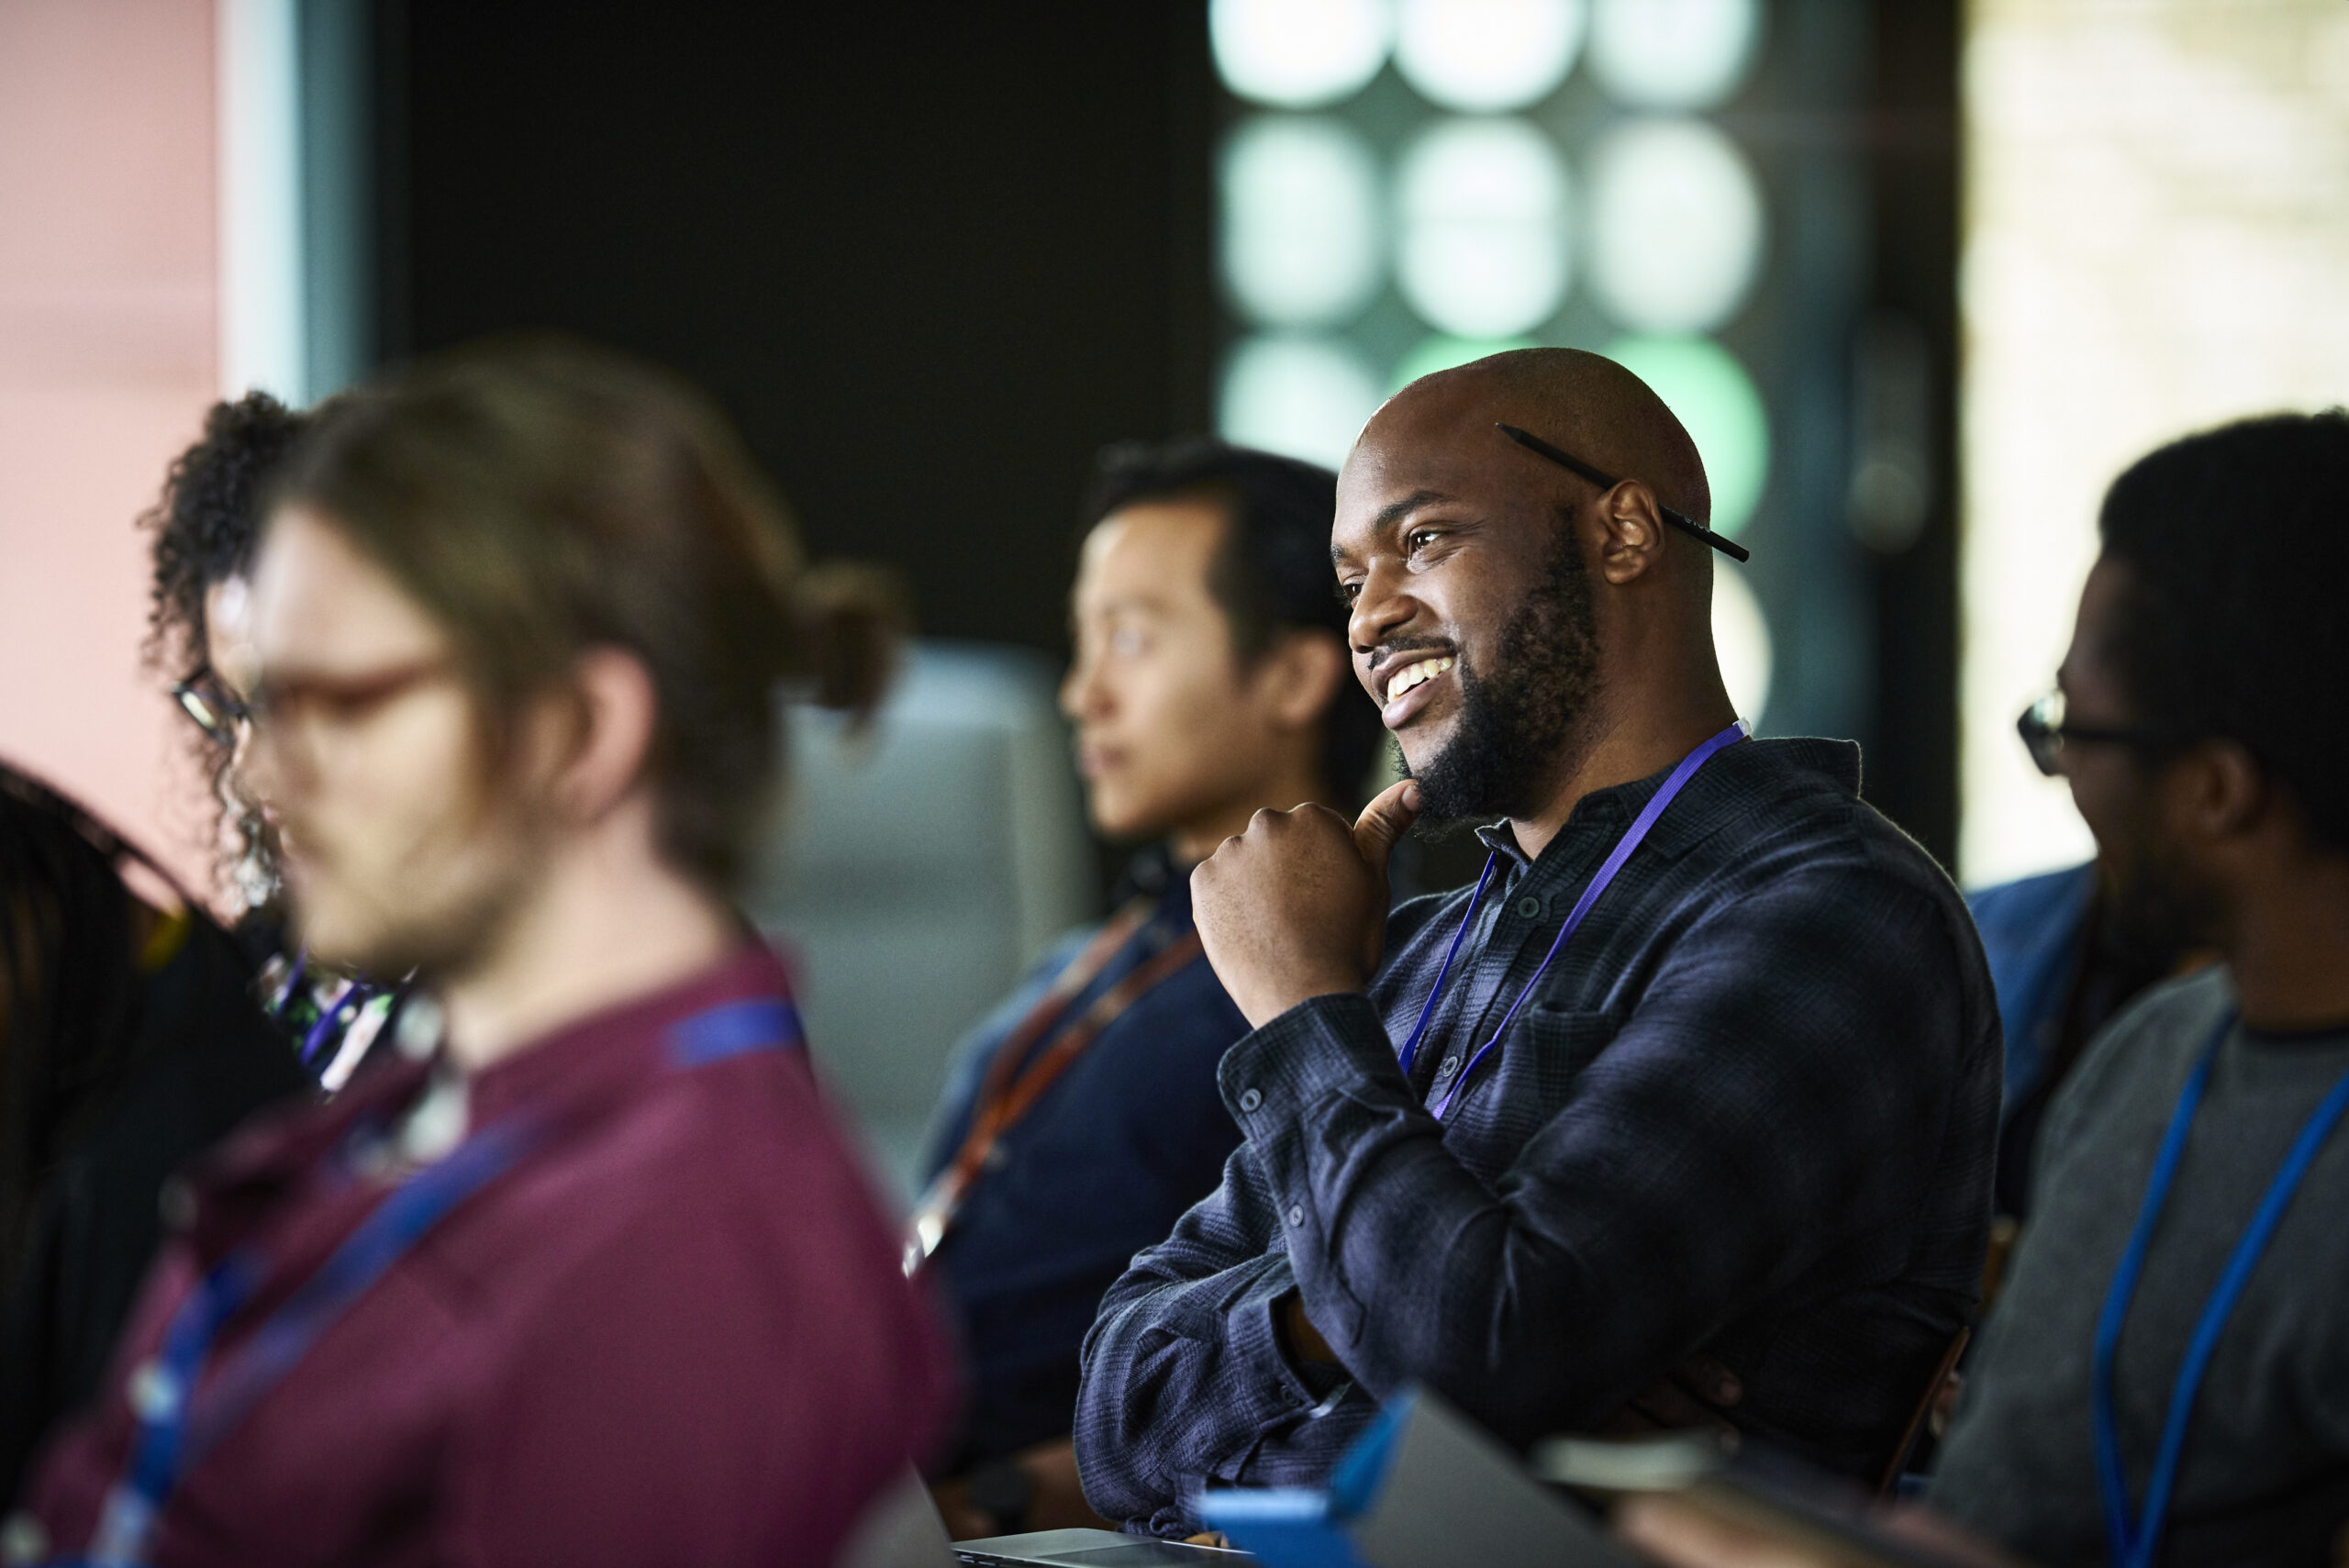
[1405,528,1602,833]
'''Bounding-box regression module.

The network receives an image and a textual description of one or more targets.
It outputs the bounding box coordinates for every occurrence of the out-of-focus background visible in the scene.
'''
[2,0,2343,1191]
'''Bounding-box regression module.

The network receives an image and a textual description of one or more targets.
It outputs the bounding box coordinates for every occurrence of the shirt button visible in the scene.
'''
[1516,895,1544,919]
[1440,1055,1460,1076]
[1286,1205,1306,1228]
[1239,1088,1264,1113]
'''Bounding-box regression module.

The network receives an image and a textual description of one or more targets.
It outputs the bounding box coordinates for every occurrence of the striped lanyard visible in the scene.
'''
[2092,1006,2349,1568]
[72,992,805,1568]
[1395,720,1747,1121]
[904,897,1202,1273]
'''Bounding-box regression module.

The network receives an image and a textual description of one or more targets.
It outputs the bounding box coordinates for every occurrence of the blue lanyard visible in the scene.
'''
[1395,720,1747,1121]
[2092,1006,2349,1568]
[72,990,806,1568]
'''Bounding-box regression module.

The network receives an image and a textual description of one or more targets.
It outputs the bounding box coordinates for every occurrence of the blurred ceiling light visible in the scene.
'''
[1396,117,1574,338]
[1711,565,1774,727]
[1602,333,1769,537]
[1211,0,1394,108]
[1219,334,1384,468]
[1586,117,1765,333]
[1220,117,1384,328]
[1390,332,1537,391]
[1394,0,1586,112]
[1588,0,1761,110]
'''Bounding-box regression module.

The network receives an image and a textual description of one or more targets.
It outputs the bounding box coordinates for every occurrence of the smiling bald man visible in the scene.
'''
[1072,350,2001,1535]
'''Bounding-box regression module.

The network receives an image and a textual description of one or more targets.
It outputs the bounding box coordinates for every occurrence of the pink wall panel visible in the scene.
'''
[0,0,220,893]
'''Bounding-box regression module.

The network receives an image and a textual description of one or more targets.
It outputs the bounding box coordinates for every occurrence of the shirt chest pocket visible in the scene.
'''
[1500,1005,1620,1112]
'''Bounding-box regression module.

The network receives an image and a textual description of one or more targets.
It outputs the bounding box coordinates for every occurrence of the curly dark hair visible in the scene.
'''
[2099,408,2349,855]
[142,392,310,681]
[139,394,309,905]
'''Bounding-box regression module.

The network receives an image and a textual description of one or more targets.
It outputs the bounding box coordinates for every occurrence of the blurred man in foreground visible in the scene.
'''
[1933,413,2349,1567]
[9,341,952,1565]
[1074,349,2000,1534]
[922,439,1379,1538]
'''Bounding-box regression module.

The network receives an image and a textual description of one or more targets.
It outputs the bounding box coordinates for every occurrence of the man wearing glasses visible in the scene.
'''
[1932,412,2349,1568]
[1074,349,2001,1534]
[146,394,405,1092]
[1964,693,2199,1228]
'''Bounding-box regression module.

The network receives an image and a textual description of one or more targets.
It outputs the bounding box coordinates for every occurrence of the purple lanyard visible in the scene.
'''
[1395,720,1748,1121]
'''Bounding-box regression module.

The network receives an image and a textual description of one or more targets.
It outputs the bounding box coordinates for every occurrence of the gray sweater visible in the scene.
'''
[1932,967,2349,1565]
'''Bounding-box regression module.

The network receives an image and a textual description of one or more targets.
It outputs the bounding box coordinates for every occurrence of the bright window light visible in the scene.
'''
[1390,333,1538,392]
[1959,0,2349,884]
[1394,0,1586,113]
[1395,117,1574,339]
[1601,334,1768,538]
[1211,0,1394,109]
[1588,0,1761,111]
[1586,117,1764,335]
[1711,564,1774,728]
[1219,334,1385,468]
[1220,117,1384,328]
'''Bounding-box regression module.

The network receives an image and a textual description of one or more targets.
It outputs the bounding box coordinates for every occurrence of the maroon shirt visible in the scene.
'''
[20,944,957,1567]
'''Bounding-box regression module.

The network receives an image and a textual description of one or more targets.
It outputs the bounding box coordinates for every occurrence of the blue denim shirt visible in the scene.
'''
[920,848,1248,1470]
[1074,740,2003,1535]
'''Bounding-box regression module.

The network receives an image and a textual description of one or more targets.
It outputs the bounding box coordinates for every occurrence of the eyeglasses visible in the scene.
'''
[170,672,255,745]
[1494,423,1752,563]
[2015,690,2172,778]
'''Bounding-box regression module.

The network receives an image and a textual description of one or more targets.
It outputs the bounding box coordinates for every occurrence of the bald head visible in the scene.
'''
[1331,346,1738,830]
[1377,347,1711,529]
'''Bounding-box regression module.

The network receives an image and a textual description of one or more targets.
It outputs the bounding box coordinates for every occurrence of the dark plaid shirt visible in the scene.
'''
[1074,739,2001,1536]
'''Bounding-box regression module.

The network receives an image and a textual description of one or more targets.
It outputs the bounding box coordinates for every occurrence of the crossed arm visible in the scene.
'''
[1074,833,1969,1531]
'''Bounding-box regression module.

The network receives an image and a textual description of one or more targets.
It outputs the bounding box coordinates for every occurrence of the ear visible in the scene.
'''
[1593,481,1669,587]
[1252,628,1350,731]
[2168,739,2269,844]
[550,646,662,825]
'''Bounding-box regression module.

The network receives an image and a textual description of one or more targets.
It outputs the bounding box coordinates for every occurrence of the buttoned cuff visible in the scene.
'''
[1217,991,1407,1129]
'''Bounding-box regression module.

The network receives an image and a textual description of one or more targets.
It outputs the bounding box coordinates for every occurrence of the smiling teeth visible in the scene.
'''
[1386,656,1455,702]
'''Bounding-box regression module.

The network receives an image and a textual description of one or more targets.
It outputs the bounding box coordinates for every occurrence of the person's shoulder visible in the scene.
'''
[2043,966,2231,1152]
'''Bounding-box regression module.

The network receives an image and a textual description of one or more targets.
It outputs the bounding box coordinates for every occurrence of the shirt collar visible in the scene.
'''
[179,941,798,1255]
[1468,736,1865,882]
[1111,841,1197,923]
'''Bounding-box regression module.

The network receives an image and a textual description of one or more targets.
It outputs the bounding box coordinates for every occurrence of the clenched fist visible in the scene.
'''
[1190,778,1421,1029]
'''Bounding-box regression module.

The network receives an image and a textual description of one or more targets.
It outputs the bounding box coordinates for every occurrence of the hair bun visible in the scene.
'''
[794,562,909,720]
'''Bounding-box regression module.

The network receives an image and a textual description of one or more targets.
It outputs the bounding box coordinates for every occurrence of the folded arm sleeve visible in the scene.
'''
[1075,1140,1377,1533]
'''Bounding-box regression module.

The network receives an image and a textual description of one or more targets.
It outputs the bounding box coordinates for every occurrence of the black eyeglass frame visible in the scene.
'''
[2014,690,2176,778]
[1494,422,1752,563]
[170,673,256,745]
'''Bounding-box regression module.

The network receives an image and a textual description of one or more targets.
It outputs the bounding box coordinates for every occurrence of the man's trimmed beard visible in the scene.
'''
[1407,527,1600,829]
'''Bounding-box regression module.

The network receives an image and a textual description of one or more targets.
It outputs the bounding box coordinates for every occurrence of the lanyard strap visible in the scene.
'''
[2093,1007,2349,1568]
[1396,720,1747,1121]
[906,905,1204,1270]
[80,989,807,1568]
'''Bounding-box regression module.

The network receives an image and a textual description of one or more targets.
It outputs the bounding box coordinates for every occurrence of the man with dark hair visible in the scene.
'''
[141,393,410,1091]
[920,438,1374,1539]
[11,340,949,1565]
[1933,411,2349,1567]
[1075,349,2000,1534]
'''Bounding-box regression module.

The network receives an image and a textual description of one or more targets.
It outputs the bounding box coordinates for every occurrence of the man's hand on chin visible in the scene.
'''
[1191,779,1421,1029]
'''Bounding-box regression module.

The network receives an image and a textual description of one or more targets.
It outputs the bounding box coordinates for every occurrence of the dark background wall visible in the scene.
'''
[368,0,1961,865]
[375,1,1216,655]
